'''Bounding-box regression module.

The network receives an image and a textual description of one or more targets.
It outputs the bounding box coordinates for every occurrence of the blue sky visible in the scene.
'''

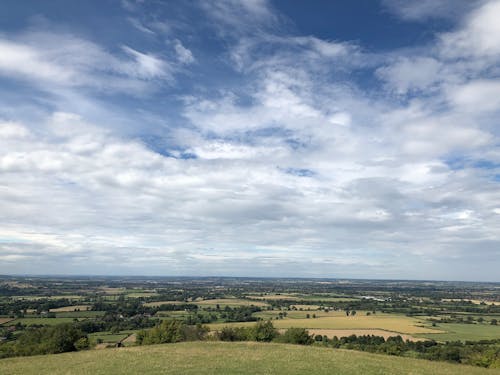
[0,0,499,281]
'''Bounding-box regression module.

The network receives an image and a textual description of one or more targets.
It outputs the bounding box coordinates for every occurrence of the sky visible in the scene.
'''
[0,0,499,281]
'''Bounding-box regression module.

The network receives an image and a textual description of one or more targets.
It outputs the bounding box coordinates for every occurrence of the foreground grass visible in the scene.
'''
[0,342,497,375]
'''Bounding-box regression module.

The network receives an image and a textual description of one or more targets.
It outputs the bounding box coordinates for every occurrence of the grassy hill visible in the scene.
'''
[0,342,498,375]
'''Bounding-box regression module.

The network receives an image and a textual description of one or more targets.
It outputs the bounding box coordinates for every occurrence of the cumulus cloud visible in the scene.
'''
[0,0,499,279]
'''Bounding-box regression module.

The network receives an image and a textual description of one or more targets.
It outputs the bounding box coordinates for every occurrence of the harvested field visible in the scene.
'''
[209,314,444,335]
[306,329,426,341]
[49,305,91,312]
[0,317,15,325]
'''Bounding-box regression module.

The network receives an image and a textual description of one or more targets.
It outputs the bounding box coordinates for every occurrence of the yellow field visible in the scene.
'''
[49,305,91,312]
[208,314,443,335]
[442,299,500,306]
[305,329,425,342]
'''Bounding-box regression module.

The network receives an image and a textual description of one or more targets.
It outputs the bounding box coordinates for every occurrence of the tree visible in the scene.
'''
[491,319,498,325]
[277,328,313,345]
[251,321,277,342]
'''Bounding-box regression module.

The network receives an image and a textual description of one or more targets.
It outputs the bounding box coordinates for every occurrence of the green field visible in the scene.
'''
[418,323,500,342]
[0,342,495,375]
[54,311,105,318]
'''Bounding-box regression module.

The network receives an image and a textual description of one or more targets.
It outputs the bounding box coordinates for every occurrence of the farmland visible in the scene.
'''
[0,276,499,369]
[0,342,494,375]
[208,313,442,335]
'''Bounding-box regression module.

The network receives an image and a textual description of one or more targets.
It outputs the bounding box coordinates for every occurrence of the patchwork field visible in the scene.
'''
[208,314,443,334]
[0,342,493,375]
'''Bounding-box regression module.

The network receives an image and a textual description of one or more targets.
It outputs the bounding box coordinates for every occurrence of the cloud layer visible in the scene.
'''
[0,0,499,280]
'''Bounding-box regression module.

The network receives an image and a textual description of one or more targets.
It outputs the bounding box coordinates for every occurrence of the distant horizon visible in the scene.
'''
[1,0,499,280]
[1,274,499,284]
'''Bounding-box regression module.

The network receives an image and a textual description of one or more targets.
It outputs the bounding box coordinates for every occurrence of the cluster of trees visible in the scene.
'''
[136,320,209,344]
[317,335,500,368]
[0,324,88,359]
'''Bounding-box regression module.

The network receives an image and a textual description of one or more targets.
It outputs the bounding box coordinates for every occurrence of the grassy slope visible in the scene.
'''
[0,342,498,375]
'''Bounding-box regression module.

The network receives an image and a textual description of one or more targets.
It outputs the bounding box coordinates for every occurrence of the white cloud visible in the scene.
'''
[439,0,500,58]
[1,1,500,279]
[173,39,195,64]
[376,57,442,94]
[0,31,173,93]
[382,0,478,21]
[448,79,500,112]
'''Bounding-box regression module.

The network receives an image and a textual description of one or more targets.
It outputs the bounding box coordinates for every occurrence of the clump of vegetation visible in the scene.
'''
[0,324,88,358]
[136,320,209,345]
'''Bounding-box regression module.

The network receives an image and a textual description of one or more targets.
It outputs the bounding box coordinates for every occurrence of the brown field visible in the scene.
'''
[49,305,91,312]
[0,318,15,325]
[305,329,426,342]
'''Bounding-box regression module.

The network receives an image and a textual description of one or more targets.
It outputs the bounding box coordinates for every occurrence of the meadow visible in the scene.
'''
[0,342,495,375]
